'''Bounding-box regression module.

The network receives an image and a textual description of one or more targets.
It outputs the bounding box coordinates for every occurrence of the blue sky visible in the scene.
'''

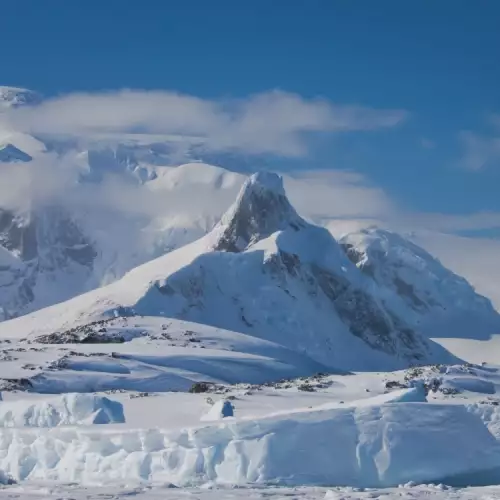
[2,0,499,221]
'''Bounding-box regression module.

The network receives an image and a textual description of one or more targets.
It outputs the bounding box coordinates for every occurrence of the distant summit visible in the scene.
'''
[0,143,32,162]
[0,86,42,109]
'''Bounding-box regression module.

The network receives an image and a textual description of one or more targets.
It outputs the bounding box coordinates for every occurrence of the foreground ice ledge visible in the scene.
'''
[1,400,500,488]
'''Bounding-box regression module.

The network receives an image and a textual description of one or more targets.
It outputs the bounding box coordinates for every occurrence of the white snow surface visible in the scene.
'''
[0,346,499,489]
[0,401,498,488]
[0,317,328,393]
[1,484,500,499]
[0,393,124,427]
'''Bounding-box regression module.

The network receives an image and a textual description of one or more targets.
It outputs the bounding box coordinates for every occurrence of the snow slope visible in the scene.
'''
[340,228,500,340]
[410,231,500,312]
[0,173,456,372]
[0,316,327,393]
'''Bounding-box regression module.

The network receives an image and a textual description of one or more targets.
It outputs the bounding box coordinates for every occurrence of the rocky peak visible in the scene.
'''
[212,171,306,252]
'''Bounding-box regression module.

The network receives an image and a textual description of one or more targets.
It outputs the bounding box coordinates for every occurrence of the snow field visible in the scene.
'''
[0,401,499,488]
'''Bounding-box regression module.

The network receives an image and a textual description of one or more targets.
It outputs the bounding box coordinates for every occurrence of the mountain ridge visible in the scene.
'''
[340,227,500,340]
[0,172,463,371]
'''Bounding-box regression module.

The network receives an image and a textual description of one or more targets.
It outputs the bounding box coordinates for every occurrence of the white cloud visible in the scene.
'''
[490,113,500,129]
[459,130,500,170]
[284,169,394,220]
[411,231,500,309]
[326,211,500,241]
[0,87,405,235]
[0,87,408,227]
[420,138,435,149]
[0,153,79,211]
[6,89,408,158]
[390,211,500,233]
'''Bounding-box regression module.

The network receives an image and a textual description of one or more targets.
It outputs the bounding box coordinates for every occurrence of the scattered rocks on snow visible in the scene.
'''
[189,381,216,394]
[385,380,407,390]
[0,378,33,392]
[298,383,316,392]
[129,392,157,399]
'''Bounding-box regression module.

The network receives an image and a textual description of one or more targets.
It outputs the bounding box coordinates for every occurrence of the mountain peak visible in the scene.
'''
[244,171,287,196]
[0,143,33,163]
[212,171,306,252]
[0,86,41,109]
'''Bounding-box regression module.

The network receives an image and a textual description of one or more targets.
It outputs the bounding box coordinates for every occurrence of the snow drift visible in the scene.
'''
[0,393,124,427]
[0,402,499,487]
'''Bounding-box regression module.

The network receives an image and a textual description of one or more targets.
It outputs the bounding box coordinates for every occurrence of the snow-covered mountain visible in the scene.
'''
[0,162,242,320]
[0,206,96,320]
[0,172,458,371]
[0,85,498,357]
[340,228,500,340]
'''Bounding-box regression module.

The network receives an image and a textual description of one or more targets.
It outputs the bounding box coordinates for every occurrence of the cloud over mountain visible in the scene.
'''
[5,89,408,157]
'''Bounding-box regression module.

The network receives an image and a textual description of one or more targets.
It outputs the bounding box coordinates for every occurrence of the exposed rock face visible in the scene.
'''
[263,250,427,363]
[0,210,38,261]
[213,172,306,252]
[0,207,95,267]
[0,206,96,320]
